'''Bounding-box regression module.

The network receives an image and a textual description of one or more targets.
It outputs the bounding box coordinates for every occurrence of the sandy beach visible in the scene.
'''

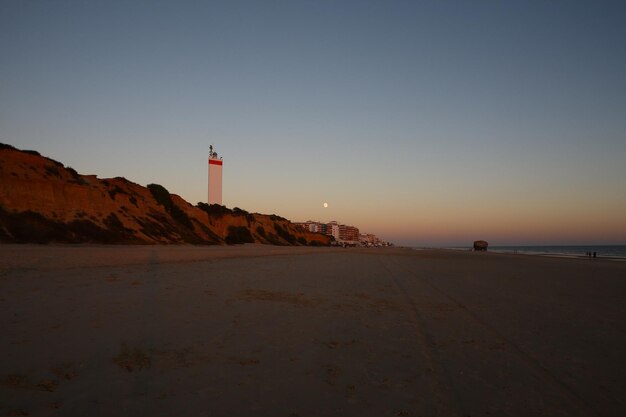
[1,245,625,417]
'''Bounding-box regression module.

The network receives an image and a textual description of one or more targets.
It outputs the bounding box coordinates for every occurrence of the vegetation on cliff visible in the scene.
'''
[147,183,194,230]
[225,225,255,245]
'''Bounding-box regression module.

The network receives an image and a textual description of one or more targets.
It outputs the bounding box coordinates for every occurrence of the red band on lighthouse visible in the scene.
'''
[209,159,223,166]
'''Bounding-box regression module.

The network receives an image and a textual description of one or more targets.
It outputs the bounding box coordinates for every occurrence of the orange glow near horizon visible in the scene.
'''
[362,204,626,246]
[283,188,626,245]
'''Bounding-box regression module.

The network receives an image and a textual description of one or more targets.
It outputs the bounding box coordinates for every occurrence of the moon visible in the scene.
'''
[323,202,328,208]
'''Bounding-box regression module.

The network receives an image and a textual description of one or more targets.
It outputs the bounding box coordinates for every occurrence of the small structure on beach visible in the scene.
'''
[473,240,488,251]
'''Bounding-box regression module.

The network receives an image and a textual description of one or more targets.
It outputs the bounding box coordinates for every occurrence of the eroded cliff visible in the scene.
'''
[0,144,329,246]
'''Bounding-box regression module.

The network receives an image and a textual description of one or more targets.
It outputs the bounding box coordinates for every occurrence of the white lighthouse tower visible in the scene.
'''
[208,145,223,205]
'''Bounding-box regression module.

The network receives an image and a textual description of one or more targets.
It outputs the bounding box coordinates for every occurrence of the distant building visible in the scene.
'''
[339,224,360,242]
[294,220,362,244]
[360,233,384,246]
[327,221,340,241]
[208,145,223,205]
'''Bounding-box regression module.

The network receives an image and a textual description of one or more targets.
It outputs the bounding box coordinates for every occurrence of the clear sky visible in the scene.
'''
[1,0,625,246]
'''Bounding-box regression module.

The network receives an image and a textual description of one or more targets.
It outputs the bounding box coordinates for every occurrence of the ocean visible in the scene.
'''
[437,245,626,260]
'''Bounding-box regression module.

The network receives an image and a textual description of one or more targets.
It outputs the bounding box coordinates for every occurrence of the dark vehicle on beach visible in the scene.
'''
[473,240,488,251]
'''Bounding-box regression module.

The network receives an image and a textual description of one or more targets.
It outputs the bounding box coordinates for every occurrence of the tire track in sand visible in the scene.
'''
[379,254,602,417]
[376,255,462,417]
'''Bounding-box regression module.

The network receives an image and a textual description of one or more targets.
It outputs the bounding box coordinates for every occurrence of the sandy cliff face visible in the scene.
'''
[0,144,329,246]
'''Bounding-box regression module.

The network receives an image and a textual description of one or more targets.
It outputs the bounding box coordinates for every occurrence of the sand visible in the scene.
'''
[1,245,625,417]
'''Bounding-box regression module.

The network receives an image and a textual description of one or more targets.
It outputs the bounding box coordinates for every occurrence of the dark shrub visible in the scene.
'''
[139,212,200,243]
[170,205,194,229]
[66,166,87,185]
[108,185,125,200]
[266,233,283,245]
[274,222,296,244]
[46,157,64,167]
[0,143,17,151]
[66,166,79,177]
[225,225,254,244]
[68,219,121,243]
[148,183,193,229]
[297,237,307,245]
[135,215,171,239]
[44,165,61,177]
[103,213,128,232]
[0,208,67,243]
[256,226,266,238]
[0,206,139,244]
[197,202,233,218]
[147,184,172,211]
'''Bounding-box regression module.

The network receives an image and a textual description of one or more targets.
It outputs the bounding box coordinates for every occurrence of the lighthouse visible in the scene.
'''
[208,145,223,205]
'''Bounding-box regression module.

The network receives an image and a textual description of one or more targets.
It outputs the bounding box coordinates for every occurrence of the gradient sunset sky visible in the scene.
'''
[1,1,625,246]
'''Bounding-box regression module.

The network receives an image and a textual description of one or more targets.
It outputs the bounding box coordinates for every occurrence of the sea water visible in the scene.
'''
[438,245,626,260]
[414,245,626,261]
[489,245,626,259]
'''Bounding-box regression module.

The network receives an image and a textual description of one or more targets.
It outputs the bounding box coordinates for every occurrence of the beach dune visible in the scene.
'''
[1,245,625,416]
